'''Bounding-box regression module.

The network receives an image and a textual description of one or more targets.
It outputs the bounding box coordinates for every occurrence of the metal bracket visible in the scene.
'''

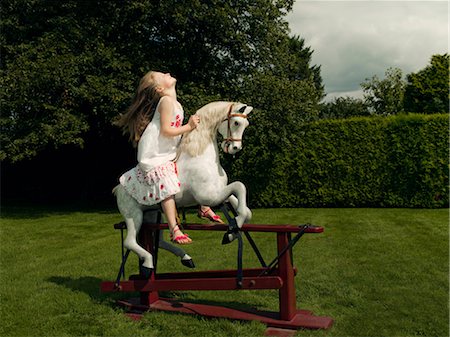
[258,224,310,277]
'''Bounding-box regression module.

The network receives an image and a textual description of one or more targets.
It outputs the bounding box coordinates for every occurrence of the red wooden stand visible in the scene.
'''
[101,222,333,333]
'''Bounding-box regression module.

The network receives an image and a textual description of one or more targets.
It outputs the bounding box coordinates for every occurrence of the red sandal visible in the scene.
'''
[170,225,192,244]
[197,207,225,224]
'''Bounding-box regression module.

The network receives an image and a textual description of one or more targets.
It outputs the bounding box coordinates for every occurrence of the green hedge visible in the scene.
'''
[233,113,449,208]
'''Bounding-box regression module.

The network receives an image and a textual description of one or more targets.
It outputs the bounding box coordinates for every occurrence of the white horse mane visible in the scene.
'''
[178,101,233,157]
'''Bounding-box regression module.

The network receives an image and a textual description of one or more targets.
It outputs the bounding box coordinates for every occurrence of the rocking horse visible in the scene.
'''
[113,101,253,277]
[104,101,333,334]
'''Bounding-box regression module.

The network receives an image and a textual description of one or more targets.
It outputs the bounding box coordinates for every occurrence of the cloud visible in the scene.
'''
[286,1,448,98]
[324,89,365,102]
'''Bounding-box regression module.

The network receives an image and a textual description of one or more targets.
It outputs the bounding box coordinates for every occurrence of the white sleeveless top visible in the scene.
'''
[137,97,184,172]
[118,97,183,205]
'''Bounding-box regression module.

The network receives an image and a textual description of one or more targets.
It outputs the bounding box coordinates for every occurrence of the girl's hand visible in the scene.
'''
[188,114,200,130]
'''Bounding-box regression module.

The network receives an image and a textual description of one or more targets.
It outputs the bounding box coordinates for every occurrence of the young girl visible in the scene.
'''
[116,71,198,244]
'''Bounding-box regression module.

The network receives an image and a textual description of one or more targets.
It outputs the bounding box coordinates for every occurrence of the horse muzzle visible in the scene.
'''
[221,140,242,155]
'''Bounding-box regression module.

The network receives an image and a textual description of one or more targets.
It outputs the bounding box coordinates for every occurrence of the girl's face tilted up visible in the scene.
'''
[152,72,177,93]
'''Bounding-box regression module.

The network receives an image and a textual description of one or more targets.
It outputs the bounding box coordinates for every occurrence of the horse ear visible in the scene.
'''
[237,104,253,115]
[243,106,253,115]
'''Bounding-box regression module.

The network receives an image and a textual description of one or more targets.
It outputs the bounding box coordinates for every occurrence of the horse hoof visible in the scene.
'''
[222,232,236,245]
[181,258,195,268]
[140,266,154,279]
[222,232,231,244]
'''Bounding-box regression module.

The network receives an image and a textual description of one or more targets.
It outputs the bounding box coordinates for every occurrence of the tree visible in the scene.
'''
[404,54,449,113]
[319,97,370,119]
[361,67,406,115]
[0,1,137,162]
[1,0,322,163]
[1,0,323,204]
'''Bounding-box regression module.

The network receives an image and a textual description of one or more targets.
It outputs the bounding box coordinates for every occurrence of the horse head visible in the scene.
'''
[179,102,253,157]
[218,103,253,155]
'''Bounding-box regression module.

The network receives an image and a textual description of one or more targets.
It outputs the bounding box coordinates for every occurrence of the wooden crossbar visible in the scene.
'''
[101,275,283,292]
[113,221,324,234]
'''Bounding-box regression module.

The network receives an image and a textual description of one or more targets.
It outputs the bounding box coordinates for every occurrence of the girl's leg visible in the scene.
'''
[161,196,192,244]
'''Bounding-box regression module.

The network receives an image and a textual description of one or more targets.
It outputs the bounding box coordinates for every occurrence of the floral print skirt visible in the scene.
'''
[119,161,181,206]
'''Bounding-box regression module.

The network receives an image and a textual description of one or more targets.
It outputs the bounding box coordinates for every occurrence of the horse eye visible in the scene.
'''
[234,121,239,126]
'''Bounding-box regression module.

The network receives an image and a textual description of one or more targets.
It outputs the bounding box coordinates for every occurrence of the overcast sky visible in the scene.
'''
[286,0,448,101]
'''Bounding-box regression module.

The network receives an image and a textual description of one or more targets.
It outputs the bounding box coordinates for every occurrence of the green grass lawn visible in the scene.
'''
[0,206,448,337]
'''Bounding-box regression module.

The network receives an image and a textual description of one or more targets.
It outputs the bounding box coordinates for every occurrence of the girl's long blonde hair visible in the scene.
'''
[115,71,161,147]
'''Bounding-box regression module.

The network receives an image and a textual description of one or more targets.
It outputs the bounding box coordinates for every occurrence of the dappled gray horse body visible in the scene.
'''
[114,101,253,276]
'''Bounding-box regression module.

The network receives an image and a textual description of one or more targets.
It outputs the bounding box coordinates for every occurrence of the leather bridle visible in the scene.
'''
[222,104,248,153]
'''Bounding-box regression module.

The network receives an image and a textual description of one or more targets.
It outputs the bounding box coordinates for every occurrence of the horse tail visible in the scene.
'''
[112,184,121,196]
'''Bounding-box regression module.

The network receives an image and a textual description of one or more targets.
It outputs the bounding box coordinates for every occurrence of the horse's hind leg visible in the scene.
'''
[122,213,154,277]
[158,235,195,268]
[115,186,154,277]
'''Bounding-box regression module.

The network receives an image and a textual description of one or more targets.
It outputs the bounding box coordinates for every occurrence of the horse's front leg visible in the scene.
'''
[195,181,251,243]
[227,195,252,224]
[196,181,250,227]
[222,182,252,228]
[220,192,253,244]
